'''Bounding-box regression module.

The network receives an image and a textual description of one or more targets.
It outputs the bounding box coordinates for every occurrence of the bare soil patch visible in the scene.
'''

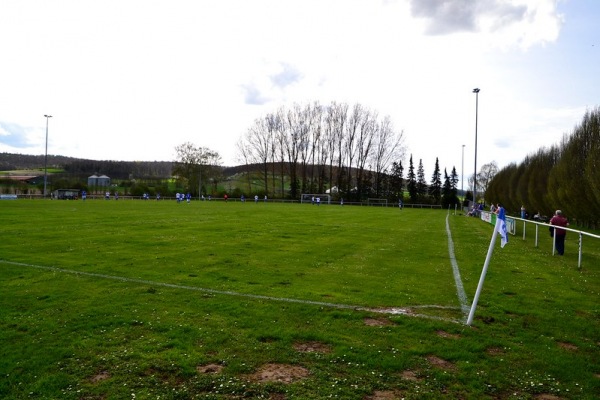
[196,363,224,374]
[249,363,310,384]
[90,371,110,383]
[293,341,332,354]
[557,342,578,351]
[436,330,460,339]
[364,390,403,399]
[426,355,456,371]
[400,370,421,381]
[486,347,505,356]
[268,394,287,400]
[364,317,394,326]
[534,394,563,400]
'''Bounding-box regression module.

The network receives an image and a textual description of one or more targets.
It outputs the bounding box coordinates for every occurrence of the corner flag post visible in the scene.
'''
[467,209,508,326]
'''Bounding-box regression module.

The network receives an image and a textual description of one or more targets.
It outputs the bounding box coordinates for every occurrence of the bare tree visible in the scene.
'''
[235,137,254,194]
[371,116,404,197]
[244,116,273,195]
[329,102,349,196]
[355,108,376,199]
[344,103,363,195]
[274,107,289,198]
[477,161,499,198]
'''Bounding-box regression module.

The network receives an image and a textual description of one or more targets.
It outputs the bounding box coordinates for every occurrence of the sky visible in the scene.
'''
[1,0,598,188]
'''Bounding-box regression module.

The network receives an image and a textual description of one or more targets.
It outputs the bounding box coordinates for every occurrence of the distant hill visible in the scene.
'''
[0,152,173,179]
[0,153,81,171]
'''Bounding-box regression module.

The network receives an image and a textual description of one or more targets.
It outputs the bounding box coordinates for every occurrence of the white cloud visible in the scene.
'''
[0,0,596,182]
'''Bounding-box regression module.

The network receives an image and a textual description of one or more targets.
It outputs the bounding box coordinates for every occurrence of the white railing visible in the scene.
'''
[478,210,600,269]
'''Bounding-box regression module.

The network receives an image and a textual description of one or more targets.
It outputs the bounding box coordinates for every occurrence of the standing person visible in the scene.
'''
[550,210,569,255]
[81,190,87,201]
[521,205,526,219]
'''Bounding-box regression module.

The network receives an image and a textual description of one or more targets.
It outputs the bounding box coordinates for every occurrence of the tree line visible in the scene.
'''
[235,101,406,200]
[485,107,600,227]
[232,100,465,205]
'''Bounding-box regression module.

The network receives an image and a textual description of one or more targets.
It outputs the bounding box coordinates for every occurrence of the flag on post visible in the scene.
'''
[496,207,509,248]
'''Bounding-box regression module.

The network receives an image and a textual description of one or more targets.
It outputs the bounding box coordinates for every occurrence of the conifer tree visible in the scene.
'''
[407,155,417,203]
[429,157,442,204]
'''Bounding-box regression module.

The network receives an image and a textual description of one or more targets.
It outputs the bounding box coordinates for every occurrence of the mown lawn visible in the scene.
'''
[1,199,598,399]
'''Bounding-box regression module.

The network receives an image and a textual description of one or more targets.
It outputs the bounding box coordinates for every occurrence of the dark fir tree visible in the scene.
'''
[429,157,442,204]
[416,159,427,203]
[390,161,404,200]
[407,155,417,203]
[441,168,452,208]
[450,166,459,205]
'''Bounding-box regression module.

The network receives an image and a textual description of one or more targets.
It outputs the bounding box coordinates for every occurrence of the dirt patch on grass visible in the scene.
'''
[426,355,456,371]
[533,394,563,400]
[293,341,332,354]
[436,330,460,339]
[364,317,394,326]
[486,347,505,356]
[89,371,110,383]
[400,370,421,381]
[364,390,404,399]
[268,394,287,400]
[249,363,310,384]
[196,363,224,374]
[557,342,578,351]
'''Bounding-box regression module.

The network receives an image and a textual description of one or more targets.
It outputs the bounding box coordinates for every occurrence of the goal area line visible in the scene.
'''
[0,259,462,323]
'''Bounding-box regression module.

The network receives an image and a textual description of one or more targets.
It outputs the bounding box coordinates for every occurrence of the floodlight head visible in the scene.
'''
[44,114,52,118]
[472,88,480,93]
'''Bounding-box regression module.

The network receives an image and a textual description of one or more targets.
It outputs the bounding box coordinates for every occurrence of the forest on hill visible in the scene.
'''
[0,152,173,179]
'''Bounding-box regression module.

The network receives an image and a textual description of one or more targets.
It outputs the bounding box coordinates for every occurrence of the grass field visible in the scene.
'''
[1,199,599,399]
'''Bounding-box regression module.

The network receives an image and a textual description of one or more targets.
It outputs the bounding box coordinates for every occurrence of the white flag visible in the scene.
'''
[496,207,509,248]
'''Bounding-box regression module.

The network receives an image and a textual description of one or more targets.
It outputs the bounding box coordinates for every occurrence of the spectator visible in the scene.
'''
[550,210,569,255]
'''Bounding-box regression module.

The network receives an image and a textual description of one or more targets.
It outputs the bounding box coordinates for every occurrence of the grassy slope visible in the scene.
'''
[0,200,598,399]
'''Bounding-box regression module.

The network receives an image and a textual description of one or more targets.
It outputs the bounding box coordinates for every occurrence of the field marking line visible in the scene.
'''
[445,214,470,319]
[1,259,462,323]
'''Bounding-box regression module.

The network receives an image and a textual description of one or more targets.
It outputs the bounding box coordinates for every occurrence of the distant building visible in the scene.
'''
[87,174,111,187]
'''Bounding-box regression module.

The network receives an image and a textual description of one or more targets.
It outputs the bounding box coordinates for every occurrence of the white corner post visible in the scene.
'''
[466,217,499,325]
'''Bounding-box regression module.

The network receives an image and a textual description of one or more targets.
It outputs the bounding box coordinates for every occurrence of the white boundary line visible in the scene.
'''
[1,259,462,323]
[445,214,470,319]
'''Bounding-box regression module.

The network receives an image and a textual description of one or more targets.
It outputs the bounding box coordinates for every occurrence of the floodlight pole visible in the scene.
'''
[472,88,480,208]
[43,114,52,197]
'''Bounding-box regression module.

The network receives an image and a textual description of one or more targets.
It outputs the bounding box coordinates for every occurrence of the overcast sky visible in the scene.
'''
[1,0,598,186]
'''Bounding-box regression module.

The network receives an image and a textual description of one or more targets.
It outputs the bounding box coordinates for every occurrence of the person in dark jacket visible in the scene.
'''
[550,210,569,255]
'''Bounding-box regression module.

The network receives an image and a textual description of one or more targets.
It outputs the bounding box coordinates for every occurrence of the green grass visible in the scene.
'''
[1,200,598,399]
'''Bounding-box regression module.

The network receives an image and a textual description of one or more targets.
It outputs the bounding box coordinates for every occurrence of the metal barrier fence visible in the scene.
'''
[477,210,600,269]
